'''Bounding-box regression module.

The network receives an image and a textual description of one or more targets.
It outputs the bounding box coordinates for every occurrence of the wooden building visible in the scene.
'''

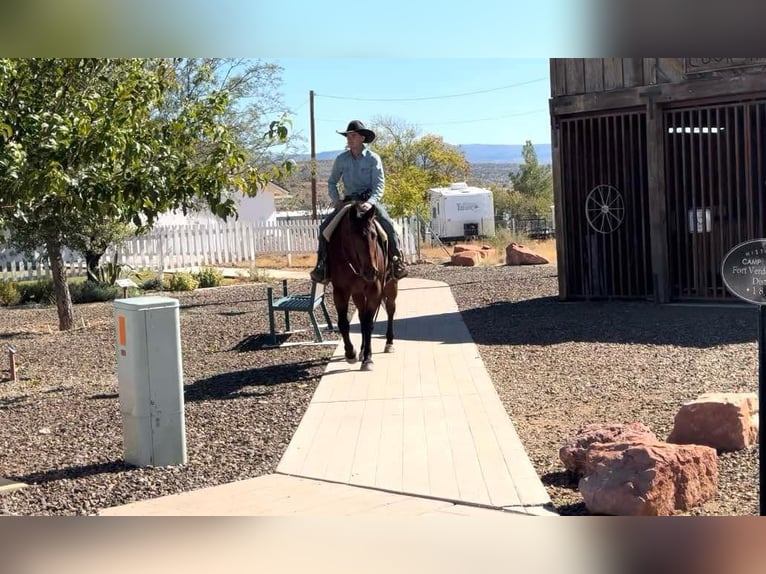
[550,58,766,302]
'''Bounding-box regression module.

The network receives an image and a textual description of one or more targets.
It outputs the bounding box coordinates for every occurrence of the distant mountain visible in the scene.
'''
[291,143,552,165]
[457,144,551,164]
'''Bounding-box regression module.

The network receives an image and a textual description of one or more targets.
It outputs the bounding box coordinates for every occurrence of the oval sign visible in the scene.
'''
[721,239,766,304]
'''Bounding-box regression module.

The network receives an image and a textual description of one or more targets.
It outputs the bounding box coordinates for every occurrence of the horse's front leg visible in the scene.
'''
[333,289,357,363]
[383,280,398,353]
[359,308,375,371]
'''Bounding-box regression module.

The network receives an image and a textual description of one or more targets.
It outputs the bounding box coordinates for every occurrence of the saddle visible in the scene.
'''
[322,203,388,247]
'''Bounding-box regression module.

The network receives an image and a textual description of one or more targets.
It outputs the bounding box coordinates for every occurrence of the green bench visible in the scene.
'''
[267,279,333,344]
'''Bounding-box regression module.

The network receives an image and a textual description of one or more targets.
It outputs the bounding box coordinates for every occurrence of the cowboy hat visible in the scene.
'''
[337,120,376,143]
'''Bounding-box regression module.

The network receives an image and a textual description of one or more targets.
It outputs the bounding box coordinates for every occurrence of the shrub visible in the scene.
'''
[69,281,123,304]
[0,280,21,306]
[18,279,55,305]
[248,264,272,283]
[141,277,168,291]
[195,267,223,288]
[167,272,198,292]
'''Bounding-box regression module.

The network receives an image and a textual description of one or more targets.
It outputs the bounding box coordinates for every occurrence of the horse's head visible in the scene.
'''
[332,201,385,284]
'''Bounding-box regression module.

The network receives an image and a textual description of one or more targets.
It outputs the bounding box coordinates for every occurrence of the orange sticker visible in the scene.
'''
[118,315,126,346]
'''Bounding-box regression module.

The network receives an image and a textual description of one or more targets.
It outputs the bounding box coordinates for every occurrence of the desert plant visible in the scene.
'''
[167,272,198,292]
[87,252,135,286]
[0,280,21,306]
[195,267,223,288]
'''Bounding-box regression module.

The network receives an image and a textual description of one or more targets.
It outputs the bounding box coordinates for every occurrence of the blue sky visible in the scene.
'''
[1,1,591,155]
[3,0,592,57]
[272,58,552,154]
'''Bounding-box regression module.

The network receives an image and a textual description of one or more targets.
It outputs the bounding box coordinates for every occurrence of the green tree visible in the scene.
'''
[507,140,553,216]
[67,219,137,283]
[0,58,291,330]
[370,117,470,217]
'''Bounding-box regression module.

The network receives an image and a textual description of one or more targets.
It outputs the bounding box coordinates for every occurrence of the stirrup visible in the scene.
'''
[310,262,329,284]
[392,257,408,280]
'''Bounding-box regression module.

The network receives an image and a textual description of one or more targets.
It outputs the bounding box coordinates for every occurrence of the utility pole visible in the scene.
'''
[310,90,317,221]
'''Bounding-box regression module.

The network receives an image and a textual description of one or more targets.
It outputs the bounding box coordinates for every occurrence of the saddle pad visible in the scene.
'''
[322,204,352,241]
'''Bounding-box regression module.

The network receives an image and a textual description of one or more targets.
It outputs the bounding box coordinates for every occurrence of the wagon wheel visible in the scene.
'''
[585,185,625,234]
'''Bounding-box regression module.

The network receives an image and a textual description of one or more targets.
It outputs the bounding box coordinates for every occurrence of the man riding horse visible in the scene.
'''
[310,120,408,284]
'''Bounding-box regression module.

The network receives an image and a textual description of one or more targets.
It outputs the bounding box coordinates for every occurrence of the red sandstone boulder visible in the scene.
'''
[668,392,759,452]
[505,242,548,265]
[453,244,497,259]
[450,252,480,266]
[559,422,658,477]
[579,440,718,515]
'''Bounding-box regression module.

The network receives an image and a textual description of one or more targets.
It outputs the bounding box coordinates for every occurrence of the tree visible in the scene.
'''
[0,58,292,330]
[507,140,553,217]
[370,117,470,217]
[66,219,137,283]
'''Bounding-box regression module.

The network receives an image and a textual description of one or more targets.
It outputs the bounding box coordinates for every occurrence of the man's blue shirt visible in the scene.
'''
[327,147,385,204]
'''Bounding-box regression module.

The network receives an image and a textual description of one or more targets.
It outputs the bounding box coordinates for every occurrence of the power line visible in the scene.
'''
[315,77,547,102]
[420,109,548,125]
[316,108,547,127]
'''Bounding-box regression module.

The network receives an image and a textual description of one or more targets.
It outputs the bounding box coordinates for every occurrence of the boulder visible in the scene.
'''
[453,244,497,259]
[579,440,718,516]
[559,422,658,477]
[450,252,480,266]
[505,243,548,265]
[668,392,759,452]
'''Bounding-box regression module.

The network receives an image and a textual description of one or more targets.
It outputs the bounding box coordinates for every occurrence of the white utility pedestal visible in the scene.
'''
[113,296,187,467]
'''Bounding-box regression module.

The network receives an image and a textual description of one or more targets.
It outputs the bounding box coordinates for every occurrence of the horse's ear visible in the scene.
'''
[360,205,375,221]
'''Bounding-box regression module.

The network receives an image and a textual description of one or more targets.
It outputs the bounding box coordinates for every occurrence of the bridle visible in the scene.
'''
[339,203,385,283]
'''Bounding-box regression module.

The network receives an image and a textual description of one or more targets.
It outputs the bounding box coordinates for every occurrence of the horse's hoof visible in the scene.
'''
[345,353,358,364]
[360,361,373,371]
[384,344,394,353]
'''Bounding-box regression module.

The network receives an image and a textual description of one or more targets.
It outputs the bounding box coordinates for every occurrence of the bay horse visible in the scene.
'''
[327,202,398,371]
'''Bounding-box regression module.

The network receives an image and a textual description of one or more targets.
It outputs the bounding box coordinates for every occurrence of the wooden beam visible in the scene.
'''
[550,105,568,300]
[551,71,766,117]
[645,98,670,303]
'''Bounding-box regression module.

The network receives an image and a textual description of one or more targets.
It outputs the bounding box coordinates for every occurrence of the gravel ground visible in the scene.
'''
[0,265,759,515]
[409,263,759,516]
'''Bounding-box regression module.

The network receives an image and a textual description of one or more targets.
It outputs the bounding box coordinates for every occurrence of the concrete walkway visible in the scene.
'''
[101,278,554,516]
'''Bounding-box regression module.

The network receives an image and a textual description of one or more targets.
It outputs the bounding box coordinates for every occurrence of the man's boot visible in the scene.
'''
[310,240,330,284]
[391,250,408,280]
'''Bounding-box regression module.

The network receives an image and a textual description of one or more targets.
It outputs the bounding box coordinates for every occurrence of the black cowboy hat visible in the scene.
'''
[337,120,376,143]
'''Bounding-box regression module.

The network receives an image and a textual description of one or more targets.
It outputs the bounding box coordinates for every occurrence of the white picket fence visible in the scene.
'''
[0,217,418,282]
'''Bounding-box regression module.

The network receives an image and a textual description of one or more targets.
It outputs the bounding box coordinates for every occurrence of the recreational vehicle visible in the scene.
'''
[429,182,495,242]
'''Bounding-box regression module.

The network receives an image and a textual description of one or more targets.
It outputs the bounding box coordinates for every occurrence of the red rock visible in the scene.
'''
[505,243,548,265]
[579,440,718,516]
[559,422,657,477]
[450,252,479,266]
[668,392,759,452]
[453,244,497,259]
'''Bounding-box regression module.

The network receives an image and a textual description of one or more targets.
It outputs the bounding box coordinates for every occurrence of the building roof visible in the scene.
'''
[429,182,492,196]
[264,181,291,198]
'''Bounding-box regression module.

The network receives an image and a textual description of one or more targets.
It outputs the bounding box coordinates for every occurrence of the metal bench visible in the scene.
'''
[267,279,333,344]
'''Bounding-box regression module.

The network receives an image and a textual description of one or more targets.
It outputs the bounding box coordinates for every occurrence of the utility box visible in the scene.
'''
[113,296,187,467]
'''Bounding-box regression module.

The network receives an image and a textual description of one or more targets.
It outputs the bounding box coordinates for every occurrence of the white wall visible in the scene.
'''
[154,189,278,227]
